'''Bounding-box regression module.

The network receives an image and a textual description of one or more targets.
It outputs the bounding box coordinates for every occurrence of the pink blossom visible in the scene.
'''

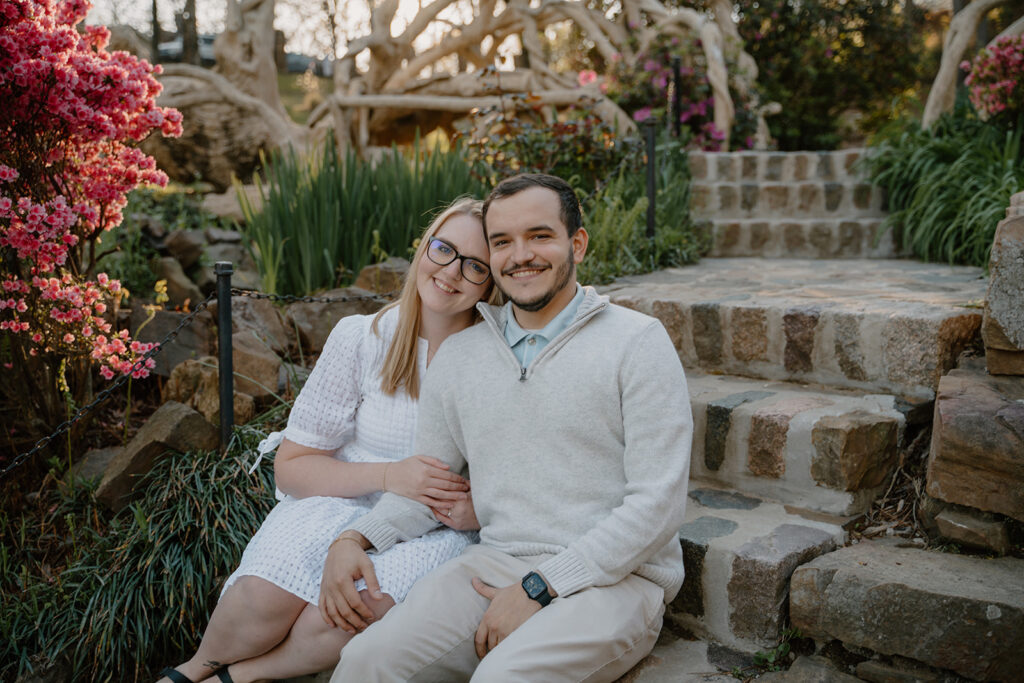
[577,70,598,87]
[632,107,653,122]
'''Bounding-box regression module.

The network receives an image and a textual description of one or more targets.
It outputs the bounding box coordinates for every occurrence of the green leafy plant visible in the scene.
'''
[725,0,933,150]
[865,102,1024,266]
[1,418,281,681]
[237,132,487,296]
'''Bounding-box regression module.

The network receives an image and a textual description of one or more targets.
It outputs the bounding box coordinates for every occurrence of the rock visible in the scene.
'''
[749,398,831,478]
[165,357,255,425]
[129,308,214,377]
[691,303,723,365]
[354,257,410,295]
[67,447,121,484]
[96,401,218,510]
[731,307,769,362]
[982,215,1024,374]
[202,184,262,223]
[784,308,820,374]
[153,256,203,309]
[758,656,861,683]
[232,332,283,401]
[934,508,1011,555]
[676,516,740,617]
[925,368,1024,522]
[704,391,773,471]
[985,348,1024,375]
[164,229,206,270]
[279,361,312,396]
[200,243,262,291]
[205,226,243,243]
[283,287,383,353]
[855,659,940,683]
[811,411,899,491]
[727,524,837,643]
[210,294,291,355]
[790,541,1024,681]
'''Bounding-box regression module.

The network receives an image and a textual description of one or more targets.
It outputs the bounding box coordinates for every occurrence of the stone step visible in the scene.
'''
[689,149,869,184]
[686,372,910,516]
[703,218,901,259]
[689,181,886,221]
[667,485,847,652]
[790,540,1024,682]
[603,258,987,399]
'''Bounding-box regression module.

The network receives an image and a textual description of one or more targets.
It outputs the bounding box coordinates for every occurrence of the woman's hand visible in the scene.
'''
[432,489,480,530]
[385,455,469,508]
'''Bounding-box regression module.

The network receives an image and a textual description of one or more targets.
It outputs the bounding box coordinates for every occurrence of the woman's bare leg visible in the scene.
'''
[157,576,306,683]
[214,591,396,683]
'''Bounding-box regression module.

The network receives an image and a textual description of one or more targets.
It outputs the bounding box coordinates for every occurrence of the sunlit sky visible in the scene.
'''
[86,0,480,59]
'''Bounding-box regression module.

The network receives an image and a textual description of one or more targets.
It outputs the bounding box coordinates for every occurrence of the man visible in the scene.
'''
[321,173,693,681]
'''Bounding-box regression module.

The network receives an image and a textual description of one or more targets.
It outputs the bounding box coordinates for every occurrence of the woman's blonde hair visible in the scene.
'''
[372,197,499,398]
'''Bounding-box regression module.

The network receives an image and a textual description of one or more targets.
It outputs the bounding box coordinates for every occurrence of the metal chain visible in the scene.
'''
[2,286,399,480]
[1,291,219,481]
[230,287,399,305]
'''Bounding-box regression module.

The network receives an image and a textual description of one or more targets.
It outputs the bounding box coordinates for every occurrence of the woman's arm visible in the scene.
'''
[275,438,470,503]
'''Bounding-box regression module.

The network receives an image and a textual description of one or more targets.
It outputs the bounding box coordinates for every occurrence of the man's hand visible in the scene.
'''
[387,455,470,508]
[431,488,480,530]
[318,533,381,634]
[471,577,542,659]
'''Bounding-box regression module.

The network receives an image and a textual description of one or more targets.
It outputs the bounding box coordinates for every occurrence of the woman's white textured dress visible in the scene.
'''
[222,307,474,604]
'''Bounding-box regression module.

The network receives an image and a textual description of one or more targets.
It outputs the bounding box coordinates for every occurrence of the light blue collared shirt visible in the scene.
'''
[503,285,584,368]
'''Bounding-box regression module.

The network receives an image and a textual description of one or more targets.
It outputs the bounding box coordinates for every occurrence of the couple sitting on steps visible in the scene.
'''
[159,173,694,683]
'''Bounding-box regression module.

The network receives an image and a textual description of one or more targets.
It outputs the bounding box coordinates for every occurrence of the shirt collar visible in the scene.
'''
[503,284,584,346]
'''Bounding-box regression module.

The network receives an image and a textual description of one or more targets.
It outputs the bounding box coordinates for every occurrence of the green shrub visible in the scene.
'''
[1,420,280,682]
[726,0,932,150]
[237,133,487,296]
[865,104,1024,266]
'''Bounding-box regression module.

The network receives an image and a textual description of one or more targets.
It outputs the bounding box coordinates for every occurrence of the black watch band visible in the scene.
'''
[521,571,553,607]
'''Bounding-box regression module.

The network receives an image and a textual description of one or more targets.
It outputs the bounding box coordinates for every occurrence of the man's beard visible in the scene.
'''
[497,247,575,313]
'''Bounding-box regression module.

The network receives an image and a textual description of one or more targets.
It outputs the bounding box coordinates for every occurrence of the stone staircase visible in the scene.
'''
[690,150,899,259]
[597,149,1021,678]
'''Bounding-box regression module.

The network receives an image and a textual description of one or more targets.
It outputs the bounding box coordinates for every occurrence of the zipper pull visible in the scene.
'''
[519,367,527,382]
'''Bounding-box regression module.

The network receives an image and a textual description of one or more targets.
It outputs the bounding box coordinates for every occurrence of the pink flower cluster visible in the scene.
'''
[961,36,1024,122]
[0,0,182,379]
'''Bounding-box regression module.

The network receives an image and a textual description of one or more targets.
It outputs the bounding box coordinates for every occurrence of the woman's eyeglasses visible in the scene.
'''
[426,238,491,285]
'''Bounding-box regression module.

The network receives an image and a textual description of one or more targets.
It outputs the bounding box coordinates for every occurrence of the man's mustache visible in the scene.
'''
[501,262,549,276]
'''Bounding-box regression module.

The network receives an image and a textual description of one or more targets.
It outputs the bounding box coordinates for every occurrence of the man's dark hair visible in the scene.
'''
[482,173,583,237]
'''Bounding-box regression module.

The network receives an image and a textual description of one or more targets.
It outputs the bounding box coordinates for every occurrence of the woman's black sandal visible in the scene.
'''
[158,669,197,683]
[213,668,235,683]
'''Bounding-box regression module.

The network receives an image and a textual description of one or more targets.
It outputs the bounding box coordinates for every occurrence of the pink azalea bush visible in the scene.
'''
[962,35,1024,123]
[0,0,182,382]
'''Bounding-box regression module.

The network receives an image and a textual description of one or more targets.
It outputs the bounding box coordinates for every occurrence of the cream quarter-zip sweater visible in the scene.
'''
[347,286,694,602]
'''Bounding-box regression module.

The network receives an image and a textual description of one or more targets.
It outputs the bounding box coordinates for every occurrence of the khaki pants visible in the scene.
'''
[330,544,665,682]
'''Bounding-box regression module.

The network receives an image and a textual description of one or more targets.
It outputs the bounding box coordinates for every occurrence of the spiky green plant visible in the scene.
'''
[236,132,488,296]
[865,105,1024,266]
[2,418,282,682]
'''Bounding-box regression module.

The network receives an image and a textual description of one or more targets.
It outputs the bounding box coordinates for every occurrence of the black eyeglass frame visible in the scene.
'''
[425,237,492,285]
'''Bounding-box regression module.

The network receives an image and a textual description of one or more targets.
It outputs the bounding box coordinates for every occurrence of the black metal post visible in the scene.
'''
[215,261,234,451]
[672,56,682,139]
[644,120,656,239]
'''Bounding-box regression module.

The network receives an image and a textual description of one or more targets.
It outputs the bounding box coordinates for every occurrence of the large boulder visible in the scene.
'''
[164,357,255,426]
[232,332,283,402]
[925,368,1024,522]
[96,401,218,510]
[982,213,1024,375]
[128,307,214,377]
[153,256,203,309]
[790,541,1024,681]
[209,294,291,355]
[354,257,410,295]
[284,287,384,353]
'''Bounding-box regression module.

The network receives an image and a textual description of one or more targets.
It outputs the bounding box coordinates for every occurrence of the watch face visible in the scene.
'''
[523,573,546,598]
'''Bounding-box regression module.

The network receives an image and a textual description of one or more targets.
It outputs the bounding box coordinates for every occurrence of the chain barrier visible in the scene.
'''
[1,286,398,481]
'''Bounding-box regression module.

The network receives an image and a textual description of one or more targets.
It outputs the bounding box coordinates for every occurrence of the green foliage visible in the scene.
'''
[101,186,234,299]
[865,104,1024,266]
[237,132,487,296]
[1,421,280,682]
[727,0,933,150]
[463,107,645,196]
[579,140,708,284]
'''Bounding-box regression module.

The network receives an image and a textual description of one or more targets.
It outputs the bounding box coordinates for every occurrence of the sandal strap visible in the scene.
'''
[159,668,197,683]
[214,667,236,683]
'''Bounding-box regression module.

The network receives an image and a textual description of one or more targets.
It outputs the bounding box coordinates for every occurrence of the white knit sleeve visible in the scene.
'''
[283,315,376,451]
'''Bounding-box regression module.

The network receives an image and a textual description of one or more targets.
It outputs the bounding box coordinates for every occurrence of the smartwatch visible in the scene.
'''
[521,571,553,607]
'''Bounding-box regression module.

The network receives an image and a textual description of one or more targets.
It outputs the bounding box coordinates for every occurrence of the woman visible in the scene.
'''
[159,198,495,683]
